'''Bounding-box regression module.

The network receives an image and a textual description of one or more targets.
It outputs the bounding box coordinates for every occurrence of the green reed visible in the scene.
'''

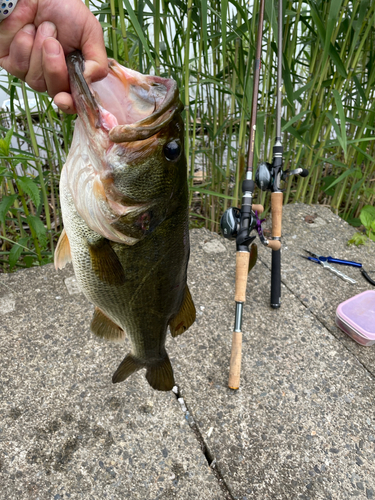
[1,0,375,271]
[0,76,75,270]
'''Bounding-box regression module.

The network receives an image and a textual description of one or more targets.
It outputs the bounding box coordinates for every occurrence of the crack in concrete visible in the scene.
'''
[172,385,234,500]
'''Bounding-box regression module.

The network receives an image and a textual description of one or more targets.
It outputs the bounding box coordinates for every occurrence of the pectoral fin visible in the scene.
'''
[90,307,125,342]
[88,239,126,285]
[54,228,72,270]
[169,285,196,337]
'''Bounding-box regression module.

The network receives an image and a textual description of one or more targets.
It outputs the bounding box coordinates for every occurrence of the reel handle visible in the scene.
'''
[252,204,264,214]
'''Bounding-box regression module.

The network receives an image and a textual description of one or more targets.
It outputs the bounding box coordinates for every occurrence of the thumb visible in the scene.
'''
[83,59,108,84]
[80,18,108,83]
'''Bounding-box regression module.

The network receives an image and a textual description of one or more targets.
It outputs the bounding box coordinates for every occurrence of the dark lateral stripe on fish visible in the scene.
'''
[169,285,196,337]
[90,307,125,342]
[88,239,126,286]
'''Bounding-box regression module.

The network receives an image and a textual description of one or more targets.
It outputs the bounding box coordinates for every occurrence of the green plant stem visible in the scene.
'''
[21,84,51,233]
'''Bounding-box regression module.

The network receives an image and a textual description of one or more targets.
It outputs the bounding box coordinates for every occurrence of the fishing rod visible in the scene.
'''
[220,0,279,390]
[254,0,308,308]
[220,0,308,390]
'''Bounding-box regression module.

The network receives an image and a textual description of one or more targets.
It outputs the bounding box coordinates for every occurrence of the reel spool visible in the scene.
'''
[255,162,273,191]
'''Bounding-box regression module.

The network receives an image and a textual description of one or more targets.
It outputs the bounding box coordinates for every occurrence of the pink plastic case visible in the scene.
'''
[336,290,375,346]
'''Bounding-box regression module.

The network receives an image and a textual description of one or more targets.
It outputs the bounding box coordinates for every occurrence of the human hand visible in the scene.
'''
[0,0,108,112]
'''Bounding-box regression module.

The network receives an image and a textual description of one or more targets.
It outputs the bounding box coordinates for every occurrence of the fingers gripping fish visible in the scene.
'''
[55,52,196,391]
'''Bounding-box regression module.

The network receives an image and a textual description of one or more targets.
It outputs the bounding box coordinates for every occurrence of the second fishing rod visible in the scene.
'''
[220,0,308,390]
[255,0,308,308]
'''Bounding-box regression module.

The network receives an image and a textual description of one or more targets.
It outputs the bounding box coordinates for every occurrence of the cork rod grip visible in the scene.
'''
[228,331,242,389]
[271,192,283,238]
[235,251,250,302]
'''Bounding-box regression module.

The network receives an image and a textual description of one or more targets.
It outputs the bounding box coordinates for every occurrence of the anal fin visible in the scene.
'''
[90,307,125,342]
[54,228,72,270]
[88,239,126,286]
[169,285,196,337]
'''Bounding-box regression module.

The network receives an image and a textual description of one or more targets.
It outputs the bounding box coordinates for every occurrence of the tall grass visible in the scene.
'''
[0,81,75,270]
[1,0,375,271]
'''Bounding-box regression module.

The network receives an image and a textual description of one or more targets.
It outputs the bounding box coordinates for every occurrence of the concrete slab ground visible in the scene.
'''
[0,266,224,499]
[1,203,375,500]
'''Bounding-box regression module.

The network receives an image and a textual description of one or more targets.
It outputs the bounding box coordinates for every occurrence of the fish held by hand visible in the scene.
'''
[55,51,196,391]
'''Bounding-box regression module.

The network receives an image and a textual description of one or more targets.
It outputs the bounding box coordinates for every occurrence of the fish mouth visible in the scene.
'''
[67,51,183,143]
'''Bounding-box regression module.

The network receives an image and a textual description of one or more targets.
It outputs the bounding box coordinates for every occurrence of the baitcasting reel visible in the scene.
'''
[255,162,273,191]
[220,207,257,241]
[255,162,309,192]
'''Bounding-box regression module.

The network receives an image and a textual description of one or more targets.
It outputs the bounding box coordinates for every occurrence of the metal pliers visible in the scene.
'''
[301,250,357,284]
[301,250,375,286]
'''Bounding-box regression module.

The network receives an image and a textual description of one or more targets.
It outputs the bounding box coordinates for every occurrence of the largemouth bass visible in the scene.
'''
[55,52,195,391]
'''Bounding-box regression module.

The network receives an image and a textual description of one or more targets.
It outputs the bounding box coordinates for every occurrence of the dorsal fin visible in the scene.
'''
[54,228,72,270]
[169,285,196,337]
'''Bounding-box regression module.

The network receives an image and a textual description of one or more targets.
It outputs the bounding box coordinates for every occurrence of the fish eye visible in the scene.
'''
[163,140,181,161]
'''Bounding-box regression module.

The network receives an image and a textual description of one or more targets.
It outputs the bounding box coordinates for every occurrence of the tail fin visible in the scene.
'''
[112,354,142,384]
[145,353,175,391]
[112,352,175,391]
